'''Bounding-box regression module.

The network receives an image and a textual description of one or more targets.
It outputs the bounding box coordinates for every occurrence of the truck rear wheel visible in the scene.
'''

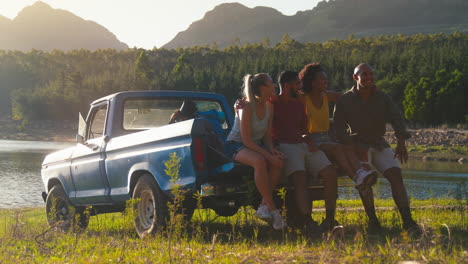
[132,174,169,238]
[213,206,239,217]
[45,185,89,232]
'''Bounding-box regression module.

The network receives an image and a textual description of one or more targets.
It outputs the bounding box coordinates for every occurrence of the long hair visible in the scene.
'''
[242,73,270,102]
[299,63,324,93]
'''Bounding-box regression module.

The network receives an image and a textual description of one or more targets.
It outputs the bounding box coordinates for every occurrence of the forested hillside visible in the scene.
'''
[1,33,466,126]
[164,0,468,48]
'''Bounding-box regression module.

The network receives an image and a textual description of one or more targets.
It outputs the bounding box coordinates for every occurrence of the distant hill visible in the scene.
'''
[0,1,128,51]
[164,0,468,49]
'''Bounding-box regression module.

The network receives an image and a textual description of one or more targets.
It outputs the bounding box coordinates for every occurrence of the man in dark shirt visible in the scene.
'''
[333,63,419,232]
[169,100,198,124]
[273,71,338,231]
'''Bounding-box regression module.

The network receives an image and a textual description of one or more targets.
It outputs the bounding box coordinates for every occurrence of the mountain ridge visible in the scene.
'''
[164,0,468,49]
[0,1,128,51]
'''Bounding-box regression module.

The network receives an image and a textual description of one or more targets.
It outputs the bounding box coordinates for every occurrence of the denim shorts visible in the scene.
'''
[224,141,245,159]
[224,140,266,160]
[310,132,337,147]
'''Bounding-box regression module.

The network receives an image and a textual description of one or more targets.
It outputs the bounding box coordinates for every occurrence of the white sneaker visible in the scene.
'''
[254,204,272,222]
[270,209,287,230]
[354,168,376,190]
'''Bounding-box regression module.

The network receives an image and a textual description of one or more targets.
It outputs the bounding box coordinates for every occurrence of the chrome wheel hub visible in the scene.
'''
[138,190,155,229]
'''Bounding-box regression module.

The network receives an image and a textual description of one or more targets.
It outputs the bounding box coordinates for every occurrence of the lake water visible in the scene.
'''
[0,140,466,209]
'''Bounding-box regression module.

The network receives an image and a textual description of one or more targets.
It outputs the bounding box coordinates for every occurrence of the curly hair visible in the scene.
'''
[298,63,324,93]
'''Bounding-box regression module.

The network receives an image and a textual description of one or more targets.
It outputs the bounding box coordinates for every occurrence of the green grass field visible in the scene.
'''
[390,144,468,160]
[1,199,466,263]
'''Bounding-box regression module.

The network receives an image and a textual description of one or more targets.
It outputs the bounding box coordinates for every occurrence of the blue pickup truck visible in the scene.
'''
[41,91,328,237]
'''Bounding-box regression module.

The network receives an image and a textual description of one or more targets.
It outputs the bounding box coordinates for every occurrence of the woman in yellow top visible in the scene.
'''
[299,63,376,190]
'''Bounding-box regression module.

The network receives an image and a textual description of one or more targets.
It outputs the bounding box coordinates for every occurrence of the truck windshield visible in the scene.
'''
[123,98,227,131]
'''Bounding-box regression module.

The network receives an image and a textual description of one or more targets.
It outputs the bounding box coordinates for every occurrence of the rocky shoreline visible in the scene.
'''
[0,120,76,142]
[384,129,467,163]
[384,129,467,148]
[1,120,466,162]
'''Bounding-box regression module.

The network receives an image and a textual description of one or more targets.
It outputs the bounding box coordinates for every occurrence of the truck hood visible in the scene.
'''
[42,146,75,166]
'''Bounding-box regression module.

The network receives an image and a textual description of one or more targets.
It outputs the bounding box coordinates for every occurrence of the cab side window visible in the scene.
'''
[88,105,108,140]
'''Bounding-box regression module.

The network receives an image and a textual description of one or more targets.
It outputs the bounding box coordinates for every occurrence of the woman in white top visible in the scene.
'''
[225,73,286,230]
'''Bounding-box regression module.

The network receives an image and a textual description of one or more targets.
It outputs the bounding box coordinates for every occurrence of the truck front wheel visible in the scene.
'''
[132,174,169,238]
[45,185,89,232]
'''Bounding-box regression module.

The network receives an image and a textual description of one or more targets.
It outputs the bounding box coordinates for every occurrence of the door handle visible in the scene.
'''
[85,143,99,151]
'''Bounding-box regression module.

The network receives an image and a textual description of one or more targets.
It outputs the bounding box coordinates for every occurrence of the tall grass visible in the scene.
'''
[0,199,466,263]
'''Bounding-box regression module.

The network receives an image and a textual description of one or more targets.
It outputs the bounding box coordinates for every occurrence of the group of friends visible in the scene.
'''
[224,63,420,233]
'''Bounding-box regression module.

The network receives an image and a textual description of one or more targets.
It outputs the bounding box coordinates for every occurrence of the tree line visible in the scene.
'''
[0,32,466,126]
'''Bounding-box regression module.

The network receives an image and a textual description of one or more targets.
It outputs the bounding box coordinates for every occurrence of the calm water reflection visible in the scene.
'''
[331,159,466,200]
[0,140,466,208]
[0,140,73,208]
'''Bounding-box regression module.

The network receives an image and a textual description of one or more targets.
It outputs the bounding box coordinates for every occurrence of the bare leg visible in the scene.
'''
[235,148,275,211]
[344,146,379,225]
[357,185,379,223]
[319,165,337,222]
[343,145,363,172]
[383,167,415,225]
[268,160,282,191]
[289,171,311,215]
[321,144,357,178]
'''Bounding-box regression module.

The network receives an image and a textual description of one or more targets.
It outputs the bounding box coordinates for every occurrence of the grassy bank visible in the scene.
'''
[1,199,466,263]
[390,144,468,160]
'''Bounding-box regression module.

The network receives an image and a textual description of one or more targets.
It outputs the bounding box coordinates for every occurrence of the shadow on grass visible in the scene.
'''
[80,213,468,249]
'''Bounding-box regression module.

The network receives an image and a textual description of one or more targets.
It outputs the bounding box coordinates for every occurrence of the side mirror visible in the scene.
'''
[77,112,88,143]
[76,134,85,144]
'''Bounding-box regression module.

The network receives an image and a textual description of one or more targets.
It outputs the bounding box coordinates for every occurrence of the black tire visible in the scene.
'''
[132,174,169,238]
[74,207,90,229]
[45,185,89,232]
[181,197,196,221]
[213,206,239,217]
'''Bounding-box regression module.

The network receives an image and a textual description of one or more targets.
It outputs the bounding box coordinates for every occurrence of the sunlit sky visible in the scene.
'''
[0,0,322,49]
